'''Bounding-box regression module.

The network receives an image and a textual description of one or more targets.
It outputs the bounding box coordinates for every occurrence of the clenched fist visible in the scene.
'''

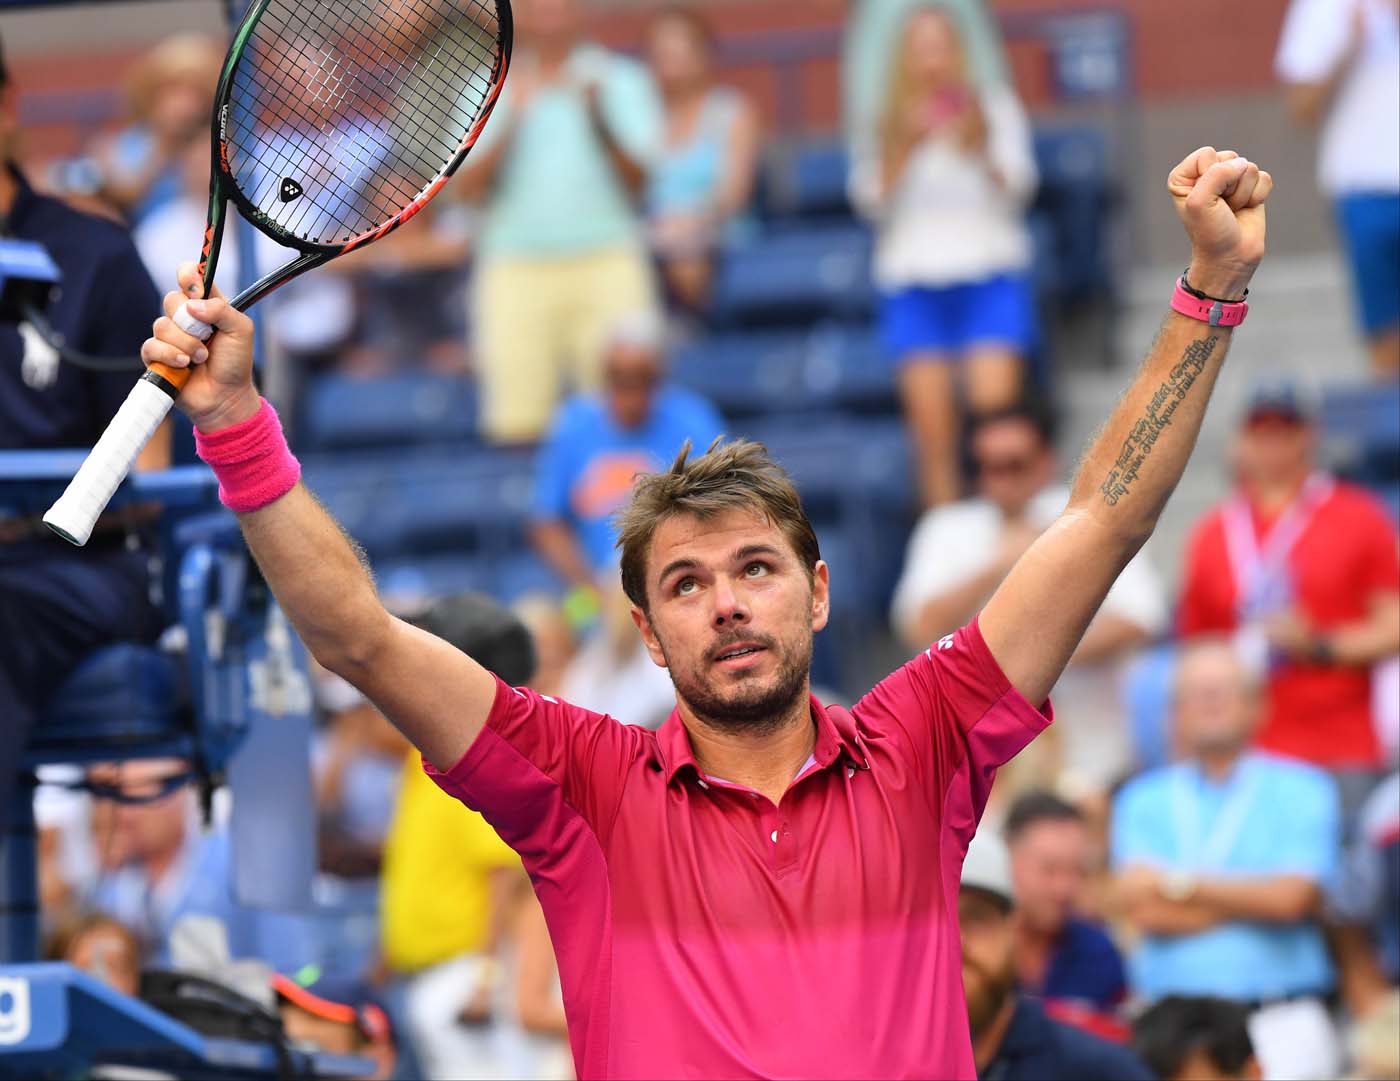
[1168,146,1273,302]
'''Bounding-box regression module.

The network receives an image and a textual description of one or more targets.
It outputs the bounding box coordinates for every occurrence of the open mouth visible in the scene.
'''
[712,643,767,664]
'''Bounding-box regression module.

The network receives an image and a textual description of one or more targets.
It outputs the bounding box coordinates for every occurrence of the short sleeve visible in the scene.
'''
[600,55,664,168]
[856,619,1051,851]
[1351,495,1400,596]
[457,805,522,871]
[1276,0,1350,84]
[982,88,1038,205]
[1110,776,1172,868]
[424,677,645,861]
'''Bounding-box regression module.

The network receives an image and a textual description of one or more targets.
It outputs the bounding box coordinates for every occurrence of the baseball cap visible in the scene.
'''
[960,828,1014,909]
[1242,379,1315,425]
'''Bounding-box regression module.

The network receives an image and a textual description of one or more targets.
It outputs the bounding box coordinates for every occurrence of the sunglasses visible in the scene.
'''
[976,455,1036,478]
[1244,411,1306,431]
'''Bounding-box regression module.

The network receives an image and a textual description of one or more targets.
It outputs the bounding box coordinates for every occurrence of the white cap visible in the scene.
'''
[960,828,1014,906]
[603,309,667,356]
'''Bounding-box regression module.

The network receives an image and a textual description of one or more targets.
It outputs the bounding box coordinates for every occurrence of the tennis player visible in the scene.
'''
[144,145,1270,1079]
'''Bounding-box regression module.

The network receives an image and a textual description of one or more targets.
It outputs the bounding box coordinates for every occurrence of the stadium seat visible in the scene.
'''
[29,644,188,767]
[1318,381,1400,486]
[671,325,896,419]
[298,371,478,452]
[710,224,874,328]
[787,140,854,221]
[1030,126,1115,303]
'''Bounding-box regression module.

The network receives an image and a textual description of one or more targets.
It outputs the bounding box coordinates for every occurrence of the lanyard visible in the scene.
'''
[1222,472,1334,621]
[1171,755,1261,871]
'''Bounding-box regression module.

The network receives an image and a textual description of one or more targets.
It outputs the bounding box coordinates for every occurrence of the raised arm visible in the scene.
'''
[980,147,1272,704]
[142,264,496,771]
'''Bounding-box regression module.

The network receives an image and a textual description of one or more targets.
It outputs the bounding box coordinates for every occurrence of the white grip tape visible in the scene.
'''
[173,302,214,341]
[43,379,176,545]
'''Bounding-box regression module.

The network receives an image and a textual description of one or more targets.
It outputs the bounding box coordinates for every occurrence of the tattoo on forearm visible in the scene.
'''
[1100,334,1220,506]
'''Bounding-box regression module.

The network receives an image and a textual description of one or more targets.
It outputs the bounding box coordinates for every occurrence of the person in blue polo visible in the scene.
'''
[529,309,723,616]
[0,35,166,826]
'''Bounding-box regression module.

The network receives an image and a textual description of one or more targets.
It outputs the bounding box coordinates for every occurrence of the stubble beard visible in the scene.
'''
[659,628,813,737]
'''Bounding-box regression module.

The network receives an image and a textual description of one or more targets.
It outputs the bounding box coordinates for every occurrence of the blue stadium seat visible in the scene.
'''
[298,371,478,452]
[1318,381,1400,486]
[1031,126,1114,302]
[711,224,874,328]
[30,645,189,767]
[788,141,853,221]
[672,325,896,419]
[741,416,917,623]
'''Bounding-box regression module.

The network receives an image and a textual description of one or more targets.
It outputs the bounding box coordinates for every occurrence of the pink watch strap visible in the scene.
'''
[1171,277,1248,327]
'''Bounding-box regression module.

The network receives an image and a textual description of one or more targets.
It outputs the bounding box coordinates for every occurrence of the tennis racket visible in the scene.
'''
[45,0,511,545]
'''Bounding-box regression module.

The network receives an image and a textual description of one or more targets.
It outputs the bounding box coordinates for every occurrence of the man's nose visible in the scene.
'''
[711,577,750,627]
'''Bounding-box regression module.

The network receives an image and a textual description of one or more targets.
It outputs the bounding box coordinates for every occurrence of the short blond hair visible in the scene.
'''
[615,438,820,612]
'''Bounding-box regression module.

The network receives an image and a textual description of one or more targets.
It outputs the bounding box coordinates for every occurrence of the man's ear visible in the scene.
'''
[811,560,830,633]
[630,605,669,669]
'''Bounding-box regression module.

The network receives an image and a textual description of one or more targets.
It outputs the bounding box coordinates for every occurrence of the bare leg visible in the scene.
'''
[899,355,960,508]
[964,343,1025,414]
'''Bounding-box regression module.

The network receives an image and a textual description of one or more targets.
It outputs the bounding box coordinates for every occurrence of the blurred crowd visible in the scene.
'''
[5,0,1399,1078]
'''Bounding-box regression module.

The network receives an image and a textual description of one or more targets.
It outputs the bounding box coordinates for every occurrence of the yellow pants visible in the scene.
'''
[471,247,657,443]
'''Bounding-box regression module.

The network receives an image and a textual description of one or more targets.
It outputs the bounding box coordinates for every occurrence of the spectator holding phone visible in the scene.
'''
[851,2,1037,509]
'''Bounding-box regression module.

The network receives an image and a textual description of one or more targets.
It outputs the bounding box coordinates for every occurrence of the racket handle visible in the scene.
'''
[43,377,177,546]
[44,301,212,545]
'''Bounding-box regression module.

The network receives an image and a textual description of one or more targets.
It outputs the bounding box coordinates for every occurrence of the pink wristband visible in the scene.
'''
[194,398,301,514]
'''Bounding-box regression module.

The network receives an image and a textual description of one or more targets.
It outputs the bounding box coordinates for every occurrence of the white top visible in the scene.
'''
[1276,0,1400,195]
[891,485,1168,792]
[850,85,1038,289]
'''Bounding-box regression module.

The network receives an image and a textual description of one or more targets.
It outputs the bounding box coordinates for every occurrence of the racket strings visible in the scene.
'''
[224,0,502,245]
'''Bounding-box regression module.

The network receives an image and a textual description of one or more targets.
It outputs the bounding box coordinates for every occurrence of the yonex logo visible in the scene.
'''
[936,634,955,652]
[279,178,304,202]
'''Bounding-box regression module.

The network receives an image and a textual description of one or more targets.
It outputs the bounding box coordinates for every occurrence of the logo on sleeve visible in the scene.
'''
[936,634,956,652]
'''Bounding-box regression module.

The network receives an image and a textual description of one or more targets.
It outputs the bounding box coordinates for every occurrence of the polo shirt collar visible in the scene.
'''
[658,693,869,787]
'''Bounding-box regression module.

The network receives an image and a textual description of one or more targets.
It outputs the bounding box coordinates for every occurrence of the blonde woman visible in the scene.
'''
[852,4,1038,508]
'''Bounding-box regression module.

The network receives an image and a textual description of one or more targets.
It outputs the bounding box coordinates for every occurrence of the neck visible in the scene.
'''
[1246,470,1310,514]
[681,689,815,803]
[972,995,1018,1074]
[1197,745,1245,781]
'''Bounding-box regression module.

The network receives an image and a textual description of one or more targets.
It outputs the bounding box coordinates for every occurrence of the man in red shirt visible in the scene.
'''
[1177,385,1400,775]
[142,145,1270,1078]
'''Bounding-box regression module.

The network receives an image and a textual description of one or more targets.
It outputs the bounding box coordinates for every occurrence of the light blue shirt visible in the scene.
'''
[531,386,724,572]
[1111,752,1340,1001]
[474,45,663,258]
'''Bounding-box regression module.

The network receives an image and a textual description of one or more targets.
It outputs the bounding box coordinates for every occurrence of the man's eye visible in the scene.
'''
[745,562,769,577]
[675,577,697,595]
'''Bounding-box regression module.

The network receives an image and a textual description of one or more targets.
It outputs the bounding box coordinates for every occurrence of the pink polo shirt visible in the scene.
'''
[427,619,1051,1079]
